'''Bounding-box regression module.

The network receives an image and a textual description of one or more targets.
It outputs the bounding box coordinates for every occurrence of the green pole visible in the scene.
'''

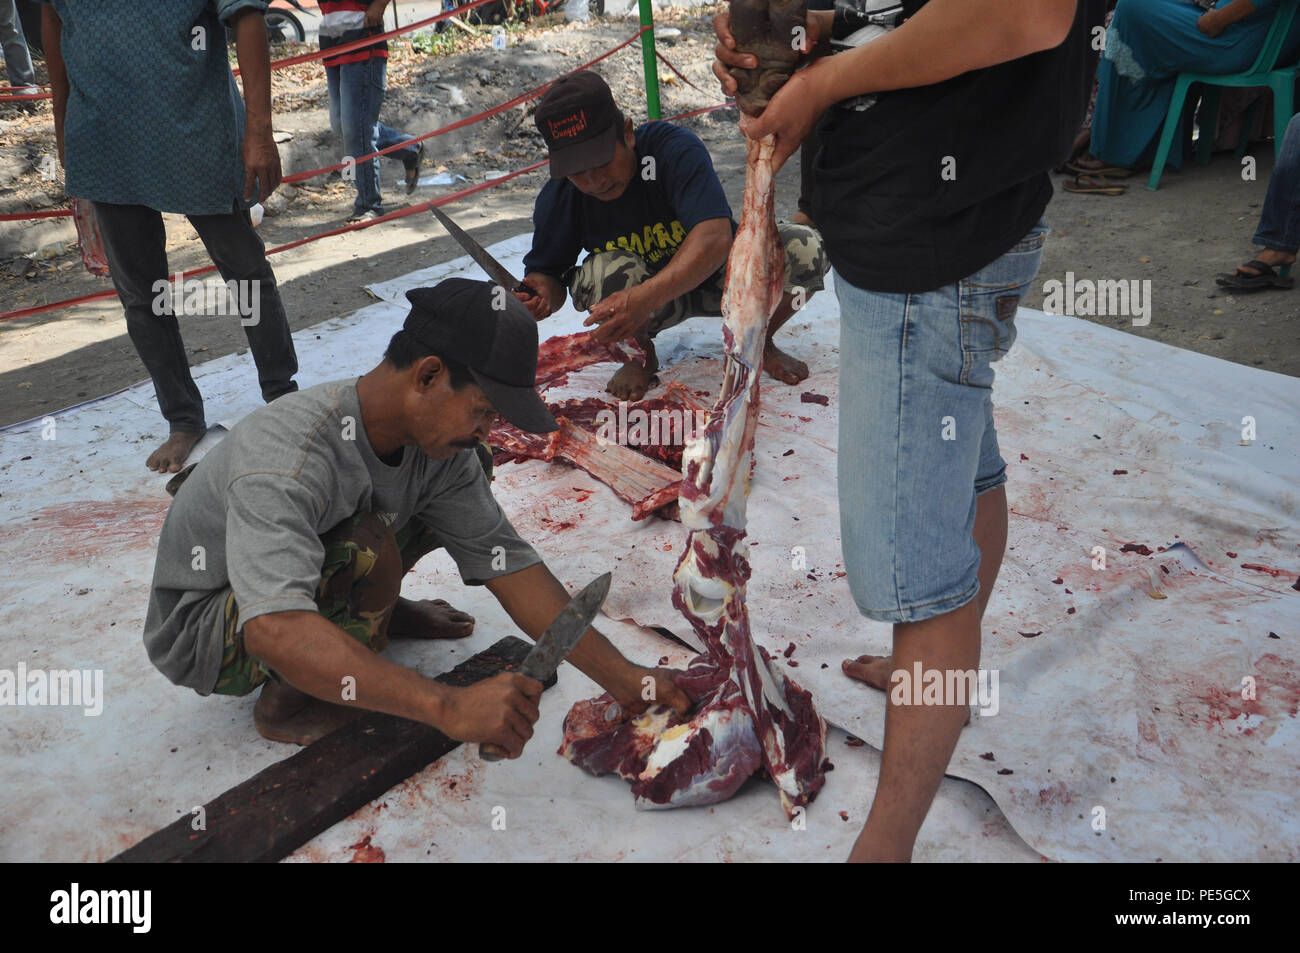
[638,0,661,119]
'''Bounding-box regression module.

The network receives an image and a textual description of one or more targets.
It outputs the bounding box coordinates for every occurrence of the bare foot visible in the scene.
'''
[842,654,893,690]
[606,361,657,402]
[1236,248,1297,276]
[842,654,971,726]
[253,679,364,746]
[388,597,475,640]
[762,341,809,385]
[147,431,202,474]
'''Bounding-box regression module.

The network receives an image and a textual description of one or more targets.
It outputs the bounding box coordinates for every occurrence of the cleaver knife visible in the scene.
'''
[480,571,612,762]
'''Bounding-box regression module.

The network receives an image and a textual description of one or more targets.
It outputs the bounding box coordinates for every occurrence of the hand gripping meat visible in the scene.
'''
[727,0,808,116]
[559,135,829,818]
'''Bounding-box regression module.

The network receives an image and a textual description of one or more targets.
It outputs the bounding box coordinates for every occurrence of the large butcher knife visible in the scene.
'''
[480,571,612,762]
[427,203,534,296]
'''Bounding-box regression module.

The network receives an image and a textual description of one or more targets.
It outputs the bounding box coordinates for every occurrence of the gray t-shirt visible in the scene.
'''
[143,378,541,694]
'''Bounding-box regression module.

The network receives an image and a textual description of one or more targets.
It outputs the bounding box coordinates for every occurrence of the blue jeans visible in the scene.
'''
[0,0,36,88]
[835,219,1048,624]
[1252,113,1300,254]
[326,56,419,215]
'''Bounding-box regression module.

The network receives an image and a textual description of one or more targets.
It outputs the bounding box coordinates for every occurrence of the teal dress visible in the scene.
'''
[1091,0,1300,169]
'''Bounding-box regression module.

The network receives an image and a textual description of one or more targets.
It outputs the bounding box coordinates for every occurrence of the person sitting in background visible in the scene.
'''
[1216,111,1299,291]
[1069,0,1300,179]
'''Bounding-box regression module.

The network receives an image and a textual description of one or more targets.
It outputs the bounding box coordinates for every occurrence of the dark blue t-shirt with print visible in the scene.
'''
[522,121,734,281]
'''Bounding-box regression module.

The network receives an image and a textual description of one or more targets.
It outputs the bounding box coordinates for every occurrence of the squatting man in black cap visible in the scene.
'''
[143,278,690,750]
[516,70,829,401]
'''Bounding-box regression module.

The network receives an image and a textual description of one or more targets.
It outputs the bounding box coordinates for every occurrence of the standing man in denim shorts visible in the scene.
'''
[714,0,1105,860]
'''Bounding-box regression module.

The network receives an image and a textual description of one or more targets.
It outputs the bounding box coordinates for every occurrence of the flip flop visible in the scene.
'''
[1063,174,1128,196]
[1215,260,1295,291]
[1062,159,1134,179]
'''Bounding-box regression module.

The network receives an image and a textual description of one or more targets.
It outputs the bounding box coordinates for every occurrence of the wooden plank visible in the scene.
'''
[110,636,548,863]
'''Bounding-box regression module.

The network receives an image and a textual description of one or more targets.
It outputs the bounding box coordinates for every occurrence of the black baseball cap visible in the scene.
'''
[402,279,557,434]
[534,71,623,179]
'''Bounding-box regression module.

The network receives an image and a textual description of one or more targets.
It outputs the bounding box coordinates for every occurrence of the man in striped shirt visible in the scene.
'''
[320,0,424,221]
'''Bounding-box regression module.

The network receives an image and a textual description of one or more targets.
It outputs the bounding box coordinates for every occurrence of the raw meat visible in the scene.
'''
[534,332,646,392]
[491,383,708,470]
[71,198,111,277]
[561,131,829,819]
[488,331,707,520]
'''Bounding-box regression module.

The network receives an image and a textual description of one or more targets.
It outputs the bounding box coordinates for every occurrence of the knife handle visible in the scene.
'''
[479,742,509,762]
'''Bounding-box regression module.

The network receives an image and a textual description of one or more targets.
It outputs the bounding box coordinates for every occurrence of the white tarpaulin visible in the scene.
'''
[1,233,1295,861]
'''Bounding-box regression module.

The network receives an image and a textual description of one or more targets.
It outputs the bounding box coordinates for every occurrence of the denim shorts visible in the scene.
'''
[835,218,1048,624]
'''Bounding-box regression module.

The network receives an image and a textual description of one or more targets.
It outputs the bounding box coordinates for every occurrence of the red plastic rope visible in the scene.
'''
[0,102,729,323]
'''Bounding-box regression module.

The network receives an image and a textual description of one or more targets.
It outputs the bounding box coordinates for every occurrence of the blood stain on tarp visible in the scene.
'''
[1120,543,1154,555]
[1036,782,1075,808]
[1226,552,1237,559]
[980,751,995,761]
[800,392,830,406]
[838,811,849,821]
[845,736,865,747]
[1066,607,1076,615]
[997,768,1014,775]
[1019,631,1042,638]
[1052,577,1064,584]
[1240,563,1289,578]
[347,834,385,863]
[783,642,796,658]
[1112,469,1128,475]
[27,497,170,561]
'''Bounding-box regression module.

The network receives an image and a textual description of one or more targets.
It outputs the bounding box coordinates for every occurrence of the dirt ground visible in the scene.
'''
[1,7,1297,430]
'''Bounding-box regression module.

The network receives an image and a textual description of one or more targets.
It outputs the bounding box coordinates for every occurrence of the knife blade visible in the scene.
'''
[480,571,612,762]
[427,203,531,295]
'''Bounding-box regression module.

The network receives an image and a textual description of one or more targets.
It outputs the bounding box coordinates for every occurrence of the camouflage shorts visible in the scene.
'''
[567,222,829,338]
[211,513,444,697]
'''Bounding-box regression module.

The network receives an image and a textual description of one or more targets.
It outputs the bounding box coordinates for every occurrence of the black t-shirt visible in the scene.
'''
[814,0,1106,293]
[522,121,735,281]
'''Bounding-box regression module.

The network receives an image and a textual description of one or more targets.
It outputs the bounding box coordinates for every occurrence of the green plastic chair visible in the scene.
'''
[1147,0,1300,191]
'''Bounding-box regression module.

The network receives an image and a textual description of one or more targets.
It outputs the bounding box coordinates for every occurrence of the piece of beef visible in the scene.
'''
[561,136,829,819]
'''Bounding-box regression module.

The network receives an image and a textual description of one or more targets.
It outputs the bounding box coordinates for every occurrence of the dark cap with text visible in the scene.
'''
[534,70,622,179]
[402,279,557,434]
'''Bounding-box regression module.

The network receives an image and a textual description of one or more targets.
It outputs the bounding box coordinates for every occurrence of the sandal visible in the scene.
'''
[1063,173,1128,196]
[1215,260,1295,291]
[1062,159,1134,179]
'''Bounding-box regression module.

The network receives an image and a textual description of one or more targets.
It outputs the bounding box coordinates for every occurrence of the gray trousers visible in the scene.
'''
[93,202,299,434]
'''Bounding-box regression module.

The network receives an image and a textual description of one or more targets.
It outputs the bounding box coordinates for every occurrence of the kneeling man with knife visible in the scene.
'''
[143,278,689,751]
